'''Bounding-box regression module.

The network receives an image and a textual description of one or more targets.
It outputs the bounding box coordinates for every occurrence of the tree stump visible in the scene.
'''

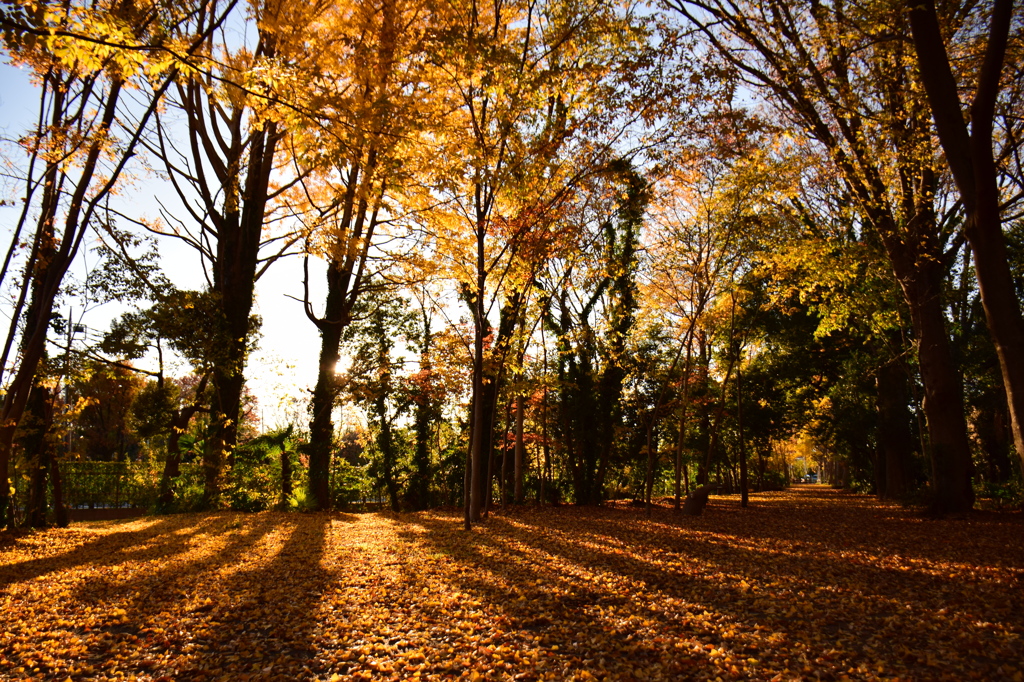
[682,486,710,516]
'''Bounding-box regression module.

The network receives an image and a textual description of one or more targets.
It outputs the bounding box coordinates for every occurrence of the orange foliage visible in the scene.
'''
[1,488,1022,680]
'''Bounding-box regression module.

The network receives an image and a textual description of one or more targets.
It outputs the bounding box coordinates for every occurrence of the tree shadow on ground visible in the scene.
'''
[0,514,221,591]
[0,511,354,681]
[388,489,1024,681]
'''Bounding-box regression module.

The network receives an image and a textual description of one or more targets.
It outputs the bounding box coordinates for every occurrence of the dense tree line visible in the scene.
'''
[0,0,1022,528]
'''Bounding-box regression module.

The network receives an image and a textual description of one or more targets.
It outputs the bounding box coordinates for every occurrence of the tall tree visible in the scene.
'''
[906,0,1024,477]
[149,0,322,506]
[301,0,432,510]
[426,0,657,525]
[102,291,220,509]
[667,0,976,514]
[0,0,223,526]
[340,287,418,511]
[644,154,752,509]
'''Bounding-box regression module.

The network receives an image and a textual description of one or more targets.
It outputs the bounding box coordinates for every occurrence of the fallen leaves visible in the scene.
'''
[0,487,1022,680]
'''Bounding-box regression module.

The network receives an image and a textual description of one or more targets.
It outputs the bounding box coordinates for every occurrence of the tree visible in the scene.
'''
[406,288,445,511]
[0,0,223,527]
[300,0,433,510]
[644,153,752,509]
[341,287,418,511]
[101,287,230,508]
[747,136,924,499]
[132,373,211,511]
[907,0,1024,478]
[147,0,325,506]
[424,0,659,525]
[72,363,145,462]
[541,163,650,505]
[667,0,976,514]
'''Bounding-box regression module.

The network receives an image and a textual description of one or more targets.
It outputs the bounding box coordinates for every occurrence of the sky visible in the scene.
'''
[0,61,329,431]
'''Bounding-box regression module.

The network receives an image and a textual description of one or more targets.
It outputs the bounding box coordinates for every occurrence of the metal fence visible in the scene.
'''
[57,461,199,509]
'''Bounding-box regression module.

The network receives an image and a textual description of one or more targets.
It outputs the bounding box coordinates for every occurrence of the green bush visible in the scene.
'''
[165,463,204,512]
[974,480,1023,510]
[229,441,281,512]
[331,458,372,510]
[60,461,161,509]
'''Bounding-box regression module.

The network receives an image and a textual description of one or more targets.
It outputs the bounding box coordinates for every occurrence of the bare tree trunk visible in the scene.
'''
[501,399,512,509]
[464,393,474,529]
[701,353,736,486]
[644,424,658,518]
[280,444,293,508]
[514,393,525,504]
[308,312,345,510]
[737,360,748,508]
[541,330,550,506]
[673,341,694,511]
[908,0,1024,482]
[23,384,55,528]
[50,451,67,528]
[469,222,487,523]
[876,360,914,498]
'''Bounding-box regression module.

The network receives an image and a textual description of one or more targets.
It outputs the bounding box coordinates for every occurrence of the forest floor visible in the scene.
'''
[1,486,1022,681]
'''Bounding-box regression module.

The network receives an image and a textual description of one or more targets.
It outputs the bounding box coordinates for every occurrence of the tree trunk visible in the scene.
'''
[876,359,914,499]
[540,380,550,505]
[974,389,1013,484]
[903,266,975,514]
[158,374,208,512]
[204,371,243,508]
[411,389,432,511]
[701,351,736,486]
[673,342,694,511]
[380,410,399,513]
[737,361,748,508]
[410,310,434,511]
[474,370,500,519]
[514,393,525,503]
[203,120,279,509]
[308,259,351,511]
[50,451,67,528]
[0,76,138,528]
[158,434,183,512]
[280,444,292,508]
[464,393,474,529]
[22,384,55,528]
[644,424,658,518]
[908,0,1024,481]
[469,220,488,522]
[483,413,496,518]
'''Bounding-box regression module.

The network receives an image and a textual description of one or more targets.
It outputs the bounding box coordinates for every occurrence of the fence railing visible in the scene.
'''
[58,461,193,510]
[12,455,383,520]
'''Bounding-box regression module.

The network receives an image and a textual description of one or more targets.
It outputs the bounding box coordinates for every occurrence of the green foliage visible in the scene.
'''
[103,288,260,375]
[227,428,303,512]
[164,463,205,512]
[130,381,179,441]
[288,485,317,512]
[87,225,171,305]
[229,442,279,512]
[974,480,1023,510]
[432,434,468,507]
[329,456,373,510]
[760,469,787,491]
[59,461,162,510]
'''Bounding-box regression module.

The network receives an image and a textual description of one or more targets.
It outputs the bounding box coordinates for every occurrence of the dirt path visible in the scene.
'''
[1,488,1022,680]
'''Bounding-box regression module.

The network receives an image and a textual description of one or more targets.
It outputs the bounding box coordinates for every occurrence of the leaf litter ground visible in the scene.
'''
[1,486,1022,681]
